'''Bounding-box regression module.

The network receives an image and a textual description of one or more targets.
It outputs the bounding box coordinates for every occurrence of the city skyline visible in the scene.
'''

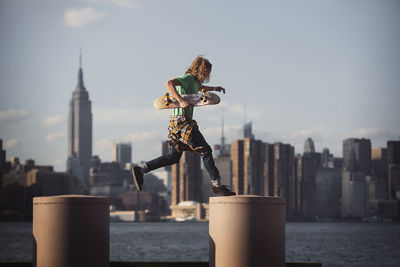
[1,0,399,171]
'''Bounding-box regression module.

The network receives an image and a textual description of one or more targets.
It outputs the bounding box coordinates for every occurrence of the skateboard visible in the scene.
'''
[153,90,220,109]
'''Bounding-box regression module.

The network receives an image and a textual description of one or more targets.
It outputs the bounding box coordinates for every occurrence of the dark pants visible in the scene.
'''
[145,127,220,182]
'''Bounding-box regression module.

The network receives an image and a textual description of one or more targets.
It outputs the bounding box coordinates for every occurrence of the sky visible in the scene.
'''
[0,0,399,171]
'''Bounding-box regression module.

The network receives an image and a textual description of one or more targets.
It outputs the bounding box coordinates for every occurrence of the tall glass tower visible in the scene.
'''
[67,54,92,184]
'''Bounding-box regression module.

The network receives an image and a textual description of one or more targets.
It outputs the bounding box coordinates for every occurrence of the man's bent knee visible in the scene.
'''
[199,145,212,156]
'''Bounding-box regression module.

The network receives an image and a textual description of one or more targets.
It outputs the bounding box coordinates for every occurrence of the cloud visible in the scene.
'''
[94,107,165,124]
[0,109,29,123]
[41,115,63,127]
[64,7,107,28]
[46,132,65,142]
[5,139,19,149]
[84,0,140,8]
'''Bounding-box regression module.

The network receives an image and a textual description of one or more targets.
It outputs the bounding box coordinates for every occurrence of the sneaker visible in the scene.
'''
[211,185,236,196]
[132,166,144,191]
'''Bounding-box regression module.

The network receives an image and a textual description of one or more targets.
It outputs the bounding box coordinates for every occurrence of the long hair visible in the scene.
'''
[185,56,212,83]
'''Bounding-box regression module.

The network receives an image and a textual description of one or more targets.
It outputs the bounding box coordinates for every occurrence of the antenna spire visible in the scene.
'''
[79,47,82,68]
[75,47,86,91]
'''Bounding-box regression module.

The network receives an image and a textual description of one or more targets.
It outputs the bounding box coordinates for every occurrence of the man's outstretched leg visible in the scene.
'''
[201,148,235,196]
[132,149,182,191]
[191,128,235,196]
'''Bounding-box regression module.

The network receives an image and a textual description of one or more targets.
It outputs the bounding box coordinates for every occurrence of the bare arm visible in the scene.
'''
[165,79,190,108]
[199,85,226,94]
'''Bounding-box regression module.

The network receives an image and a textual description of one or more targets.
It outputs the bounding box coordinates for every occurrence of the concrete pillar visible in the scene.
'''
[33,195,110,267]
[209,195,285,267]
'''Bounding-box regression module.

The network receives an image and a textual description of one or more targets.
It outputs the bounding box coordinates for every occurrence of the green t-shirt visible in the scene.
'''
[173,73,201,119]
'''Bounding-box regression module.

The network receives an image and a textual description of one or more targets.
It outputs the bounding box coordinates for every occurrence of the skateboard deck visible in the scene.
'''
[153,91,220,109]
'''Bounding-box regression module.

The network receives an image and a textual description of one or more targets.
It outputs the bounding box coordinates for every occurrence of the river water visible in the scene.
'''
[0,222,399,266]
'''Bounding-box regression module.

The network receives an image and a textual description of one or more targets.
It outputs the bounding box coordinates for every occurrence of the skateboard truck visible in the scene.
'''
[200,89,208,103]
[163,92,172,106]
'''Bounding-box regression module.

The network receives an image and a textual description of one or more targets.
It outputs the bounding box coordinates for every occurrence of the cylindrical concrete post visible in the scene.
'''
[33,195,110,267]
[209,195,285,267]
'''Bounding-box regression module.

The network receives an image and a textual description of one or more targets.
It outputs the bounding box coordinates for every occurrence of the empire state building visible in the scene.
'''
[67,56,92,184]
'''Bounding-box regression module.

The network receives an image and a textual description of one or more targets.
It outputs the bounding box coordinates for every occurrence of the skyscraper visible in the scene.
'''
[171,151,202,205]
[67,55,92,183]
[341,138,372,218]
[0,140,5,170]
[230,138,266,195]
[371,147,387,178]
[112,143,132,169]
[230,139,244,194]
[297,152,320,219]
[321,148,333,168]
[387,140,400,199]
[272,143,295,218]
[238,121,254,139]
[387,141,400,165]
[0,139,6,186]
[304,138,315,153]
[343,138,371,174]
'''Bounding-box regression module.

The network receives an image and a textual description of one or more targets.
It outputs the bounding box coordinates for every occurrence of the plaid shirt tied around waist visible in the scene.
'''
[167,115,206,153]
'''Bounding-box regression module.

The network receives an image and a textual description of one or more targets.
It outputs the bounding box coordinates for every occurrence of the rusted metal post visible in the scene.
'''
[33,195,110,267]
[209,195,285,267]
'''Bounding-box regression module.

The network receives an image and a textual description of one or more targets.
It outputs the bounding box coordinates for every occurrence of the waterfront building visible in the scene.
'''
[387,140,400,165]
[264,142,295,218]
[387,141,400,200]
[295,152,320,219]
[66,156,82,180]
[67,54,93,184]
[343,138,372,175]
[315,168,342,219]
[10,157,20,169]
[231,139,244,194]
[371,147,387,178]
[0,139,5,176]
[25,169,84,195]
[304,138,316,153]
[112,143,132,169]
[341,170,368,218]
[333,157,344,169]
[231,138,266,195]
[170,201,209,221]
[366,175,386,200]
[89,158,133,208]
[1,167,84,219]
[321,148,334,168]
[238,121,254,139]
[171,151,202,205]
[388,164,400,200]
